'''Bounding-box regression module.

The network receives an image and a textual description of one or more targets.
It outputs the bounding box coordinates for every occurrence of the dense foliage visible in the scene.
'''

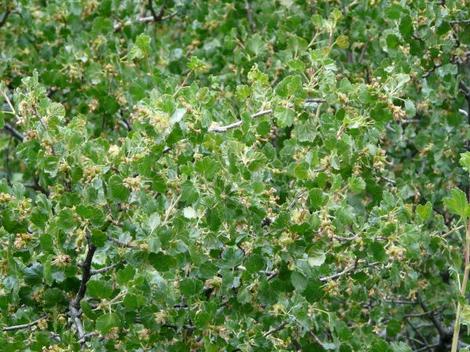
[0,0,470,351]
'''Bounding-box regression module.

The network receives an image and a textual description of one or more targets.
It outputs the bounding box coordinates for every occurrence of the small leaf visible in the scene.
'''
[91,229,107,247]
[149,252,177,272]
[96,313,120,334]
[461,305,470,326]
[108,175,130,202]
[275,107,296,128]
[404,100,416,117]
[308,252,326,267]
[183,207,197,219]
[275,75,303,98]
[348,176,366,193]
[170,108,186,124]
[147,213,161,234]
[246,33,265,56]
[444,189,470,219]
[87,280,113,299]
[336,34,349,49]
[399,15,413,39]
[416,202,432,222]
[460,152,470,172]
[291,271,307,291]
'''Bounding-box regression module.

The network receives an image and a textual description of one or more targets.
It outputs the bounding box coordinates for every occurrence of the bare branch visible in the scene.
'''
[108,236,139,249]
[148,0,165,22]
[449,19,470,24]
[91,261,125,275]
[0,6,10,28]
[417,294,451,341]
[319,260,378,282]
[69,236,97,343]
[114,12,177,31]
[209,120,243,133]
[264,321,288,337]
[208,99,325,133]
[320,263,356,282]
[414,343,439,352]
[3,315,47,332]
[2,89,18,118]
[245,1,256,32]
[2,89,25,141]
[4,123,24,141]
[209,109,272,133]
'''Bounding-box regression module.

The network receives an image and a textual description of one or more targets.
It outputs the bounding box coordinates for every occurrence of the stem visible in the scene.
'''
[69,236,97,343]
[451,220,470,352]
[3,315,47,332]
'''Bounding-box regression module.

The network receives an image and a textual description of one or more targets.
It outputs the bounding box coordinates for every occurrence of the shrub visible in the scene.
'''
[0,1,469,351]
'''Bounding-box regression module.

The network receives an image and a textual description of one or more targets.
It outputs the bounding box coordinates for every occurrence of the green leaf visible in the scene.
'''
[129,33,151,60]
[275,107,296,128]
[369,242,386,261]
[96,313,120,334]
[309,188,326,210]
[386,34,400,49]
[444,189,470,219]
[91,229,107,247]
[275,75,303,98]
[76,205,105,226]
[195,158,220,180]
[404,100,416,117]
[123,293,145,309]
[460,152,470,172]
[116,266,135,285]
[108,175,130,202]
[294,161,309,180]
[461,305,470,326]
[416,202,432,222]
[291,271,307,291]
[57,209,77,231]
[348,176,366,193]
[180,278,203,297]
[183,206,197,219]
[87,280,113,299]
[246,33,265,56]
[385,4,403,19]
[149,252,177,272]
[399,15,413,39]
[245,254,265,273]
[308,252,326,267]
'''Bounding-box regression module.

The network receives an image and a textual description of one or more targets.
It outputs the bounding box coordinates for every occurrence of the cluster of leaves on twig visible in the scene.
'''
[0,0,470,351]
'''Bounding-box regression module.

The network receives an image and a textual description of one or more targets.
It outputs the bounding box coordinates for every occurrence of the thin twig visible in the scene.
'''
[451,220,470,351]
[2,89,18,117]
[114,12,177,31]
[2,89,25,141]
[3,315,47,332]
[3,123,24,141]
[162,194,181,226]
[108,236,139,249]
[414,343,439,352]
[417,294,451,343]
[440,224,465,238]
[264,321,288,337]
[406,319,429,348]
[449,19,470,24]
[209,109,273,133]
[320,263,356,282]
[245,0,256,32]
[91,261,125,275]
